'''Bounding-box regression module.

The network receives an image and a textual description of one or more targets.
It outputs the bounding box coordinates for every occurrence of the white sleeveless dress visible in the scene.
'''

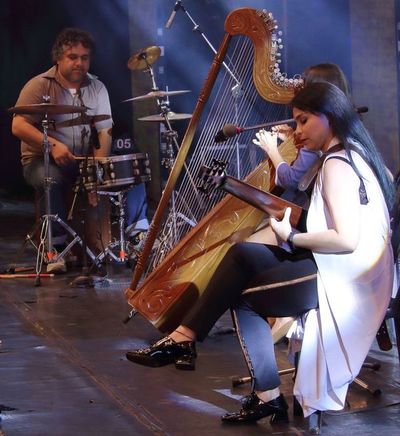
[293,148,393,417]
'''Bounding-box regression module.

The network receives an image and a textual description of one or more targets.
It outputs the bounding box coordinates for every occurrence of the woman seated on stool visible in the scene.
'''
[248,63,354,342]
[126,83,395,427]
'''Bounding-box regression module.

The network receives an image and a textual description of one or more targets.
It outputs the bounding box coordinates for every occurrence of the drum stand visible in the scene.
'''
[95,189,133,264]
[29,114,100,286]
[68,194,103,288]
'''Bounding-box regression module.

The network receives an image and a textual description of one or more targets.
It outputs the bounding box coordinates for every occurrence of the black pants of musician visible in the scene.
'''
[181,242,318,391]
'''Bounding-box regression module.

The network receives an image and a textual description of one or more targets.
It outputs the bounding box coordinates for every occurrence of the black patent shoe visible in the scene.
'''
[221,392,289,423]
[125,336,197,370]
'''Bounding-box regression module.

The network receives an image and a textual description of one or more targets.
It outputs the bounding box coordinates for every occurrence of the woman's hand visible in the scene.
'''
[271,124,293,142]
[270,207,293,242]
[253,129,279,155]
[253,129,286,170]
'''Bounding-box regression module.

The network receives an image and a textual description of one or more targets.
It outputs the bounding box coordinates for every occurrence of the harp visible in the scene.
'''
[125,8,302,332]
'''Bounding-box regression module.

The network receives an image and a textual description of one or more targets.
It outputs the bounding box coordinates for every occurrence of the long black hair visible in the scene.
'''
[291,82,395,213]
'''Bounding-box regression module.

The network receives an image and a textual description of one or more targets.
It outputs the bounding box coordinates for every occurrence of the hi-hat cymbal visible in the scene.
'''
[123,90,191,103]
[127,46,161,70]
[8,103,87,115]
[138,112,192,122]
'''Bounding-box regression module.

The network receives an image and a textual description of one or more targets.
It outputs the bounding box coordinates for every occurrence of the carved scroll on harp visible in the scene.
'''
[125,7,302,332]
[225,8,302,103]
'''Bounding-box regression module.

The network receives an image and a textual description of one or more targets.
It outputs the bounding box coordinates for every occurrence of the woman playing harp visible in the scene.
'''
[126,82,395,428]
[125,8,303,332]
[248,62,354,340]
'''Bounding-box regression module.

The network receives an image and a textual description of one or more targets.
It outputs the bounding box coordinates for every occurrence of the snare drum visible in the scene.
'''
[78,153,151,191]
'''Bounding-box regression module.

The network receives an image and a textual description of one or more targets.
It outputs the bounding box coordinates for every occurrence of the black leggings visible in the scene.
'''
[182,242,318,341]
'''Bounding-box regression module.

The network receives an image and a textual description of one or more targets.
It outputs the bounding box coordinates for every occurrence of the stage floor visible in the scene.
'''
[0,197,399,435]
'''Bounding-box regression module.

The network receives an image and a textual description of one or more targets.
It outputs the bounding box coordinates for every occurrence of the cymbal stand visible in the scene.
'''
[30,113,100,286]
[159,127,196,246]
[158,105,199,245]
[138,49,160,95]
[158,96,198,193]
[140,56,199,195]
[168,0,244,178]
[33,113,56,285]
[139,58,200,245]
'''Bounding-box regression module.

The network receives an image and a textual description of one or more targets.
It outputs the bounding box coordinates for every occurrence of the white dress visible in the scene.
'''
[293,148,394,417]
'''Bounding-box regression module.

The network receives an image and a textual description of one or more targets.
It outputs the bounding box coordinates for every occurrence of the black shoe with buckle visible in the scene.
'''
[126,336,197,370]
[221,392,289,424]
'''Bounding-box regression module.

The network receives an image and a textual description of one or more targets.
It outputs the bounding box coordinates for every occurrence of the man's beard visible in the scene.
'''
[66,69,85,83]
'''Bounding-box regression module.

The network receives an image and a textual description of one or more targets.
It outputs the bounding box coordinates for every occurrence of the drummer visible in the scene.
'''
[11,28,114,272]
[13,28,140,272]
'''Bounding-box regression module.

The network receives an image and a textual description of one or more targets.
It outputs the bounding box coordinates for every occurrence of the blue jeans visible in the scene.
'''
[125,183,148,229]
[23,158,79,239]
[182,242,318,391]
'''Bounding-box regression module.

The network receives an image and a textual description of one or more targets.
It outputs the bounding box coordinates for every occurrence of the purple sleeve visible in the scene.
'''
[276,148,320,189]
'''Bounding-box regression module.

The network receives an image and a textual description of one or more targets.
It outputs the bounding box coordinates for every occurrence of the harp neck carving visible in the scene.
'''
[225,8,302,103]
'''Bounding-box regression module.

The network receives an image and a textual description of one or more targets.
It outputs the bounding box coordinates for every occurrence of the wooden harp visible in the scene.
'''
[125,8,302,332]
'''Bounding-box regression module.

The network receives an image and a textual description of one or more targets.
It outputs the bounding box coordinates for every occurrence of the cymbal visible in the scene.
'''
[56,114,111,128]
[127,46,161,70]
[138,112,192,122]
[8,103,87,115]
[123,90,191,103]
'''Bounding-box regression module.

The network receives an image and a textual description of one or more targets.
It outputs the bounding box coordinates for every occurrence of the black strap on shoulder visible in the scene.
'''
[298,143,344,192]
[325,155,368,205]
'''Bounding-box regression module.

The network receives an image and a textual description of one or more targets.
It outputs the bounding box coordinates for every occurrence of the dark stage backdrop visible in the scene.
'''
[0,0,371,198]
[129,0,352,201]
[154,0,351,122]
[0,0,133,197]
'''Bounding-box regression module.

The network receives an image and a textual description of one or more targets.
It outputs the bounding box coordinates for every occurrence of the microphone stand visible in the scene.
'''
[166,1,246,179]
[166,1,240,86]
[235,118,295,134]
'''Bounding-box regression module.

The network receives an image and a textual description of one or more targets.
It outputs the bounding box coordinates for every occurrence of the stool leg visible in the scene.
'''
[375,320,392,351]
[394,316,400,361]
[308,410,322,434]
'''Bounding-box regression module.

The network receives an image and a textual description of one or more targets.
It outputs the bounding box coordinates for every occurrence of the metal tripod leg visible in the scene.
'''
[33,213,101,286]
[95,189,135,264]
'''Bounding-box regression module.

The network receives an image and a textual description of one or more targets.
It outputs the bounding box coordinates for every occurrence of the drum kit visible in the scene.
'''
[8,102,152,285]
[7,44,191,285]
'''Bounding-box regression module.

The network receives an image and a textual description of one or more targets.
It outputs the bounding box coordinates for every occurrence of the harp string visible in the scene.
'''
[146,35,288,274]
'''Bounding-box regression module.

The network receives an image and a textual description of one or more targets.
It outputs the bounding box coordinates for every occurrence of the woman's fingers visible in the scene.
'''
[270,207,293,241]
[284,207,292,222]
